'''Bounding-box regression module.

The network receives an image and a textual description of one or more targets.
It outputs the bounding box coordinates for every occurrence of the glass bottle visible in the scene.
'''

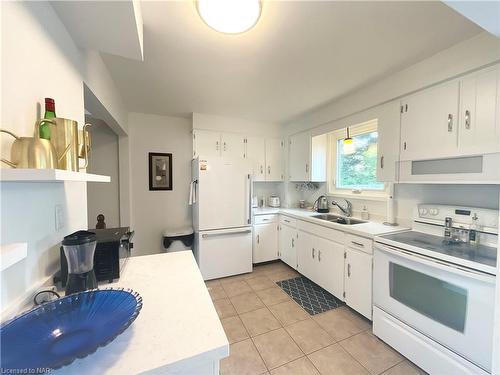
[39,98,56,140]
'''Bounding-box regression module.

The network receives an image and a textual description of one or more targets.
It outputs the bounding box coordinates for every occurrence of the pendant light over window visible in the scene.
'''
[343,127,355,155]
[197,0,262,34]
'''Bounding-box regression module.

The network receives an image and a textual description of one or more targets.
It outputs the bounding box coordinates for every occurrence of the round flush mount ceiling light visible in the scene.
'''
[196,0,262,34]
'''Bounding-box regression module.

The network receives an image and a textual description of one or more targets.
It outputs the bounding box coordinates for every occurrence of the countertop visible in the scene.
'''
[56,252,229,374]
[253,207,407,238]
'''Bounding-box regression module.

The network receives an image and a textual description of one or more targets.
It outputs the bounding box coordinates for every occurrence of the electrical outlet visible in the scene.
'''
[55,204,64,231]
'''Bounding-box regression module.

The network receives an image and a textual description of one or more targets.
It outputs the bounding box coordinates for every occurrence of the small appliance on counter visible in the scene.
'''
[61,230,98,295]
[268,195,280,208]
[313,195,329,213]
[58,227,134,286]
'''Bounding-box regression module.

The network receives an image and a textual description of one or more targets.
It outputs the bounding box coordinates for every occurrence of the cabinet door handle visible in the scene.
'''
[403,141,407,151]
[292,238,294,247]
[223,142,227,151]
[447,114,453,132]
[465,110,471,129]
[318,250,321,262]
[216,141,219,151]
[347,263,351,277]
[260,165,263,174]
[380,155,384,169]
[257,234,260,244]
[312,248,315,259]
[351,241,365,248]
[268,166,271,175]
[305,163,309,173]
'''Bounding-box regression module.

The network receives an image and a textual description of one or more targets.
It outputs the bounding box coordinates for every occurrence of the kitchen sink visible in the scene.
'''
[312,214,366,225]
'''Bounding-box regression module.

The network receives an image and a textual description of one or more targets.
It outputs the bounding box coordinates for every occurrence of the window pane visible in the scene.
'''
[389,262,467,332]
[336,131,384,190]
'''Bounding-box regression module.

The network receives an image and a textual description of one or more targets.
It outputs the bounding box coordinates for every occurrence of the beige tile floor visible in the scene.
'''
[207,261,426,375]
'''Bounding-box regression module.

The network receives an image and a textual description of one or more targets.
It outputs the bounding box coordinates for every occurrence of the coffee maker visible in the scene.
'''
[61,230,98,295]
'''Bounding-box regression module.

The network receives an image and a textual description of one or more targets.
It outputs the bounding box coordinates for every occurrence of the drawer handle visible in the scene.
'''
[318,250,321,262]
[312,248,315,259]
[351,241,365,248]
[261,218,269,221]
[347,263,351,277]
[284,219,291,223]
[257,234,260,244]
[292,238,294,247]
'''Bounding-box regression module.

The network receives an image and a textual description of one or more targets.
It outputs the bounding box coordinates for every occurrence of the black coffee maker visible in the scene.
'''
[61,230,98,295]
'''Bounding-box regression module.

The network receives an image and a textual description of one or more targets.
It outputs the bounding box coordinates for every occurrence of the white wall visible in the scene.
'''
[0,1,127,314]
[128,112,193,256]
[86,117,120,229]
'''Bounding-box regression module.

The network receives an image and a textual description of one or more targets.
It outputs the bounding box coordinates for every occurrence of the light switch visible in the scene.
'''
[55,205,64,231]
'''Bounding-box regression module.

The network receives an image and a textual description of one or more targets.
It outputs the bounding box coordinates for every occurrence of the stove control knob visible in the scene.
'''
[429,208,439,216]
[419,208,428,216]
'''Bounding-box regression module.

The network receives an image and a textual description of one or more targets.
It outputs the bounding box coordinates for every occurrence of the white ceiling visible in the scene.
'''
[101,1,482,124]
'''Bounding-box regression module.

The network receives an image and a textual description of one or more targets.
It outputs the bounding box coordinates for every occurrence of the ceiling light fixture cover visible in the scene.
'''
[197,0,261,34]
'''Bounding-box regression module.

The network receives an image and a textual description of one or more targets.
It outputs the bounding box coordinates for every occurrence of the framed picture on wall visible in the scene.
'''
[149,152,173,191]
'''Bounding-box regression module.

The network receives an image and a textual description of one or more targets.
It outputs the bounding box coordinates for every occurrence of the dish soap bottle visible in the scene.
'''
[39,97,56,140]
[361,206,369,220]
[469,213,479,246]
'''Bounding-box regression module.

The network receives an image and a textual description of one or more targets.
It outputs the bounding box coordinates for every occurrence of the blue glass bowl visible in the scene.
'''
[1,288,142,370]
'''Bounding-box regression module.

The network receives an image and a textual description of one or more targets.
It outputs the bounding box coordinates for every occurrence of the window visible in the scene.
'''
[329,119,387,198]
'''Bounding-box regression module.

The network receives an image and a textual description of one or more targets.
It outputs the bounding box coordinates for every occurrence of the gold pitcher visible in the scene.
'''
[46,118,80,171]
[0,127,57,169]
[78,124,91,169]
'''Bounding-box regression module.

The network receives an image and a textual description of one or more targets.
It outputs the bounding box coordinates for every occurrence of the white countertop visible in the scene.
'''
[253,207,407,238]
[56,252,228,374]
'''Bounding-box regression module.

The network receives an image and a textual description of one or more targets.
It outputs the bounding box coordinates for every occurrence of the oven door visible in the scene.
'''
[373,243,496,372]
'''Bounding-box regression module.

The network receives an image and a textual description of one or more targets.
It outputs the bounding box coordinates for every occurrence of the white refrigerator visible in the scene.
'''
[191,157,253,280]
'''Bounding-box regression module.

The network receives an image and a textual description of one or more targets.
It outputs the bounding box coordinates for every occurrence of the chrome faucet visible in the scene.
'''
[331,198,353,217]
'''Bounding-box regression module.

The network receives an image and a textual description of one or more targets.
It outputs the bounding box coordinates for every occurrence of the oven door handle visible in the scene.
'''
[375,243,496,284]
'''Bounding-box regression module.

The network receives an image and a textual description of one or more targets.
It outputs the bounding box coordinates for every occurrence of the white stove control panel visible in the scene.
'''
[416,204,498,234]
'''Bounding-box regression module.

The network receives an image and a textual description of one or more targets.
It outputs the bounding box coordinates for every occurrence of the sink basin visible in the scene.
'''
[312,214,366,225]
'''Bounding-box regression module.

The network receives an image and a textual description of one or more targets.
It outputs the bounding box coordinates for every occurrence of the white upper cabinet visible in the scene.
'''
[265,138,285,181]
[400,80,460,161]
[459,66,500,155]
[289,132,327,182]
[193,129,221,159]
[376,101,401,182]
[246,136,266,181]
[221,133,246,160]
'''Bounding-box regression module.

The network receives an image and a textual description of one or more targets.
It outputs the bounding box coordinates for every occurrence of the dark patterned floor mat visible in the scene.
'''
[276,276,345,315]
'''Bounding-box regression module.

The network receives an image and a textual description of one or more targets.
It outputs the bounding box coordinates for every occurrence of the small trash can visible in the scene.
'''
[163,227,194,252]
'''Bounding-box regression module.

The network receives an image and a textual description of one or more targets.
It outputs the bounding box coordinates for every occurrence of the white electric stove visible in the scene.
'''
[373,204,498,375]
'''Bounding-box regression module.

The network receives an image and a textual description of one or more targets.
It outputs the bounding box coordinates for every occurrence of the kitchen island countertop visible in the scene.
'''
[55,251,228,374]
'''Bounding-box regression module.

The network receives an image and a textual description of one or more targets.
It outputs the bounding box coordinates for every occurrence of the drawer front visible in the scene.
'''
[280,215,296,227]
[345,234,373,254]
[254,214,278,225]
[297,220,345,244]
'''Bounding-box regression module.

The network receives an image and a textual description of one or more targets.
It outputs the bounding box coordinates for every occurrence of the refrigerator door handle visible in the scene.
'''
[247,174,252,224]
[202,229,252,238]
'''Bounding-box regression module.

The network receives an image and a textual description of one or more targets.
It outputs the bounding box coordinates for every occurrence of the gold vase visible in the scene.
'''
[47,118,79,171]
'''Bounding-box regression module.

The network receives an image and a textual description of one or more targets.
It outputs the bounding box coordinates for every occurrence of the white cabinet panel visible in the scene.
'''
[279,224,297,269]
[221,133,245,160]
[344,247,372,319]
[193,130,220,158]
[289,132,309,181]
[246,136,266,181]
[400,80,459,161]
[297,230,315,280]
[310,134,327,182]
[459,66,499,155]
[265,138,284,181]
[315,237,344,300]
[376,101,401,182]
[253,223,278,263]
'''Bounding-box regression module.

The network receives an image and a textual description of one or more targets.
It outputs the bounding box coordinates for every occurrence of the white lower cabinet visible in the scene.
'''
[344,247,373,319]
[297,231,344,300]
[279,223,297,269]
[253,222,278,263]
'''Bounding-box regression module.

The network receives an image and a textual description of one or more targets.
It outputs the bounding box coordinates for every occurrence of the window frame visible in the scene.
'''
[327,119,388,201]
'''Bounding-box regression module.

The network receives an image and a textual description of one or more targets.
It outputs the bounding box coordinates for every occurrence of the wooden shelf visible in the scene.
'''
[1,243,28,271]
[0,169,110,182]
